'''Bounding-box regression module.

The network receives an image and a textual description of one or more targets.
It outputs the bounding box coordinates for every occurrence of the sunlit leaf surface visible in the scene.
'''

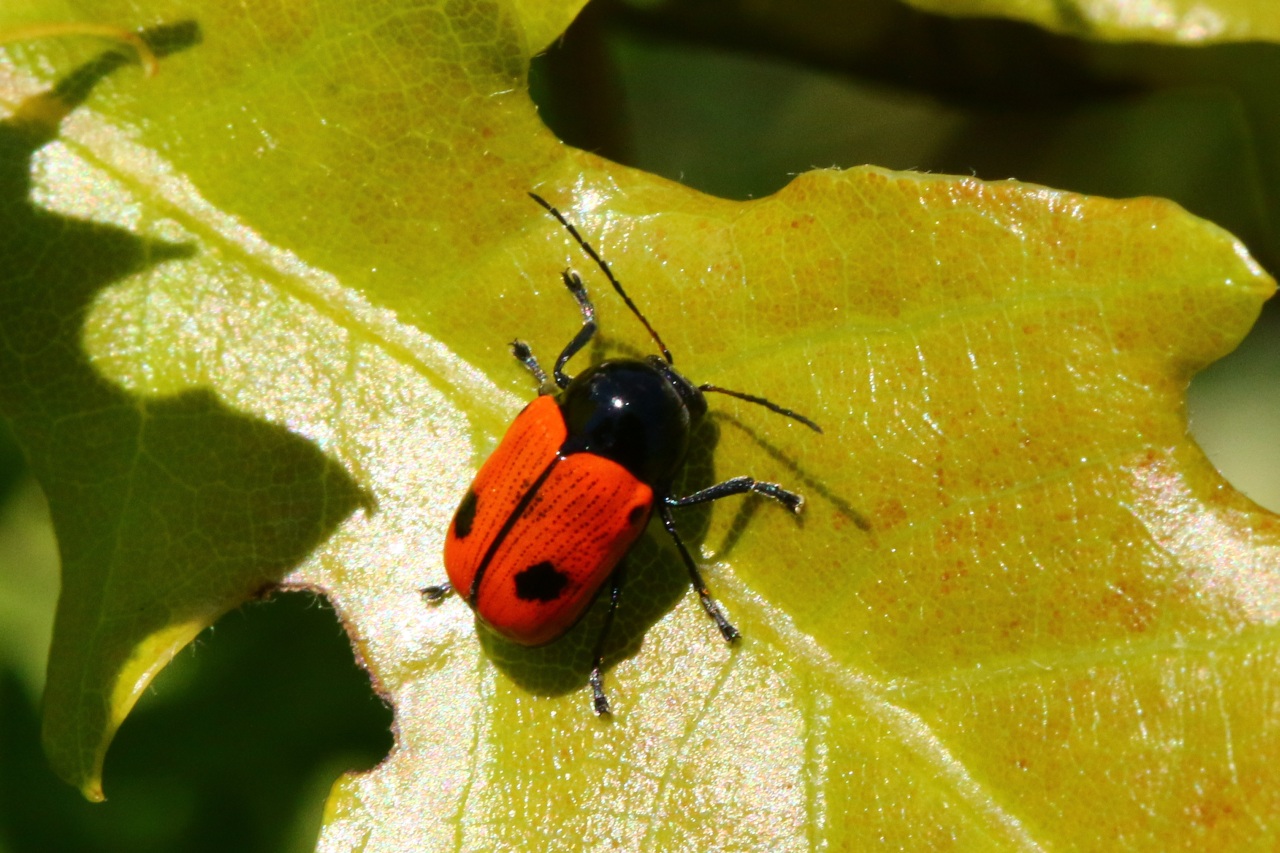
[1,1,1276,849]
[906,0,1280,43]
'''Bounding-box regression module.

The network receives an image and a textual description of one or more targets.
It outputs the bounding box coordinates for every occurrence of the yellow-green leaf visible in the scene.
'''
[2,1,1277,850]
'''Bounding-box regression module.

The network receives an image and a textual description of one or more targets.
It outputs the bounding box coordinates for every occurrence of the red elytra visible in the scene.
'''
[442,395,653,646]
[423,193,820,715]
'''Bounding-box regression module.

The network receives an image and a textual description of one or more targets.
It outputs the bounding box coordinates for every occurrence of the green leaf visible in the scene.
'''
[905,0,1280,43]
[0,20,371,802]
[2,2,1277,850]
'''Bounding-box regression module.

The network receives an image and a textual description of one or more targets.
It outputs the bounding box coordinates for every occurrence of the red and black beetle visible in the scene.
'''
[423,193,819,714]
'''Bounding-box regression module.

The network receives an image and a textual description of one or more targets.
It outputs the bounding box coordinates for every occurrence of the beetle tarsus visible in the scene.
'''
[552,270,597,389]
[421,583,453,603]
[510,340,551,392]
[700,595,739,643]
[777,488,805,514]
[590,667,611,716]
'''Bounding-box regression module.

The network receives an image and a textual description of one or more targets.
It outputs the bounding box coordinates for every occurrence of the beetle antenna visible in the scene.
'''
[699,384,823,433]
[529,192,674,365]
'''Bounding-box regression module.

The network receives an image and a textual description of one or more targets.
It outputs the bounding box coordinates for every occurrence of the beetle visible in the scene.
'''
[422,192,820,714]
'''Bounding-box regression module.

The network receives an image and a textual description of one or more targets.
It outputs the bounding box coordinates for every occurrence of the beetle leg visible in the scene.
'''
[552,270,597,389]
[658,503,739,643]
[666,476,804,514]
[589,564,626,716]
[420,582,453,602]
[509,340,552,394]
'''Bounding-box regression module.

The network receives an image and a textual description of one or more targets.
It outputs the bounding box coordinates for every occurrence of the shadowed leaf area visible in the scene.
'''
[0,594,392,853]
[0,23,370,800]
[0,1,1278,852]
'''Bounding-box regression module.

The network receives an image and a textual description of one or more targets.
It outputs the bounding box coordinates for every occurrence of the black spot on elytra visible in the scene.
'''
[514,561,570,602]
[627,504,647,526]
[453,489,478,539]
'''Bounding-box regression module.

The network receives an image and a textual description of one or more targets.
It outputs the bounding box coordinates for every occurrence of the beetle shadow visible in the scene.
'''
[708,412,871,557]
[2,22,373,748]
